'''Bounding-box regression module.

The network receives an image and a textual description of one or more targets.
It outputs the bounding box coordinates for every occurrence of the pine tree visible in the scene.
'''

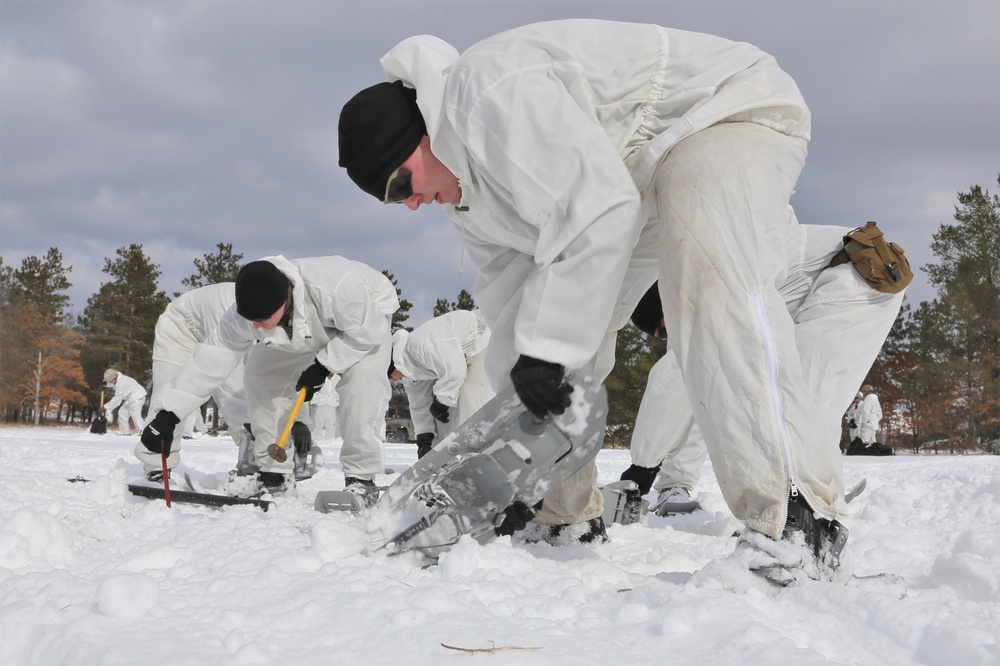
[1,260,27,420]
[382,270,413,331]
[179,243,244,293]
[79,245,169,390]
[432,289,476,316]
[908,176,1000,452]
[4,248,73,322]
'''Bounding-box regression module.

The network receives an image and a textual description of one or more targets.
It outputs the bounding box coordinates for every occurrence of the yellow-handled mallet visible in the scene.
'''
[267,388,307,463]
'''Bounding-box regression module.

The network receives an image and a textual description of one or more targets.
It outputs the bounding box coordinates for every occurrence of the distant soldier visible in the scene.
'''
[844,391,864,453]
[848,384,893,455]
[389,310,493,459]
[311,375,341,440]
[103,369,147,436]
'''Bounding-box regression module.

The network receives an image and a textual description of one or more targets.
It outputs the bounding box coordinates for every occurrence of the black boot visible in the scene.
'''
[737,493,850,587]
[146,469,169,483]
[415,433,434,459]
[783,492,849,569]
[257,471,293,494]
[522,516,610,546]
[578,516,609,544]
[344,476,380,508]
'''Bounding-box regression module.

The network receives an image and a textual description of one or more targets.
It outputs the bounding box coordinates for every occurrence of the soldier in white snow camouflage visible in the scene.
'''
[338,19,907,577]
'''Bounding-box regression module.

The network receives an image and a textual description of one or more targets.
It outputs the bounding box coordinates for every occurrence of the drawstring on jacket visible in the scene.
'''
[454,203,470,274]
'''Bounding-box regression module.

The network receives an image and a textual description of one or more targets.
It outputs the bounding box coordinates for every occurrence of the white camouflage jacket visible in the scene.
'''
[155,255,398,419]
[393,310,491,435]
[152,282,237,364]
[105,372,147,411]
[858,394,883,432]
[380,19,810,369]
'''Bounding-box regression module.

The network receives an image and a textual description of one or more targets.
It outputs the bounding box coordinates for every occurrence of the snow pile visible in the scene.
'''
[96,573,159,619]
[0,425,998,665]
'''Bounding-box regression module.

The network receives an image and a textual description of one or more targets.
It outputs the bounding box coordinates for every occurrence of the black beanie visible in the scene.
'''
[631,282,664,338]
[235,261,290,321]
[338,81,427,201]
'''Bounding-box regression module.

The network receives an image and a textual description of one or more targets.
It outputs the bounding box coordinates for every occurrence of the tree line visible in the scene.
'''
[2,178,998,454]
[864,178,1000,454]
[0,241,459,426]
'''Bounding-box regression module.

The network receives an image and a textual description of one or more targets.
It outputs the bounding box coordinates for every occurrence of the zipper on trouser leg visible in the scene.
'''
[750,292,800,536]
[751,294,849,570]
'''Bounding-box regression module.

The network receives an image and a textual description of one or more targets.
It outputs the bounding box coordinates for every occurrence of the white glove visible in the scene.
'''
[105,410,112,420]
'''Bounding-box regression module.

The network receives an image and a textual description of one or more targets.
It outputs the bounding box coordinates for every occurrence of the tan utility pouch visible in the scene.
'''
[828,221,913,294]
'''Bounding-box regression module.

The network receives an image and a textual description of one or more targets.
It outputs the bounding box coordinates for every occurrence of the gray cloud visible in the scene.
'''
[2,0,997,326]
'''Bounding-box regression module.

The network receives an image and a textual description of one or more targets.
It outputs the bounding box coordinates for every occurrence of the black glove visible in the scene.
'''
[141,410,180,456]
[620,463,661,496]
[296,359,330,401]
[848,418,857,429]
[494,500,538,537]
[509,355,572,419]
[430,397,450,424]
[415,432,434,459]
[291,421,313,454]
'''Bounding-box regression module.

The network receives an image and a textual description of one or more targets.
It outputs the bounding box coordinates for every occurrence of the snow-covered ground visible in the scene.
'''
[1,425,997,666]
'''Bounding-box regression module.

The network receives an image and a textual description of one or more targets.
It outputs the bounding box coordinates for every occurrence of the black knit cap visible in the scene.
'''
[235,260,290,321]
[338,81,426,201]
[631,282,664,338]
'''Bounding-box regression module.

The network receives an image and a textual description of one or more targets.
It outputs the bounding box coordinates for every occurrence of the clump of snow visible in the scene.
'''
[311,515,369,561]
[559,378,599,437]
[0,508,76,568]
[922,530,1000,602]
[96,573,159,619]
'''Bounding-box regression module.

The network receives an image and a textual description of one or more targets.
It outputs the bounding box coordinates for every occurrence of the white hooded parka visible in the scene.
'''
[392,310,493,438]
[136,282,249,473]
[381,19,809,373]
[105,371,147,434]
[155,256,398,476]
[378,20,905,534]
[858,393,884,445]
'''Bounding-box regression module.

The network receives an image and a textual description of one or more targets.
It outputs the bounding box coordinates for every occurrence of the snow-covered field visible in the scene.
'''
[1,425,997,666]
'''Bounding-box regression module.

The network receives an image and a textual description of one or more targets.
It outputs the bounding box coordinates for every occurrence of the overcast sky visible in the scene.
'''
[2,0,997,328]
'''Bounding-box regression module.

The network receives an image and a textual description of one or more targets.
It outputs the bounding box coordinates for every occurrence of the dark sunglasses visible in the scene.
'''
[383,166,413,204]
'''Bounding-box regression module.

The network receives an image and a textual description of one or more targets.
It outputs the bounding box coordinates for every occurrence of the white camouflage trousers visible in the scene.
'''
[113,398,145,436]
[432,349,496,442]
[241,330,392,479]
[630,351,708,494]
[655,122,905,538]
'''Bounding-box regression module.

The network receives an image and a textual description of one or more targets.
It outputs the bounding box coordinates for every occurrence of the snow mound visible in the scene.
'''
[96,573,159,619]
[0,508,75,568]
[310,515,369,561]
